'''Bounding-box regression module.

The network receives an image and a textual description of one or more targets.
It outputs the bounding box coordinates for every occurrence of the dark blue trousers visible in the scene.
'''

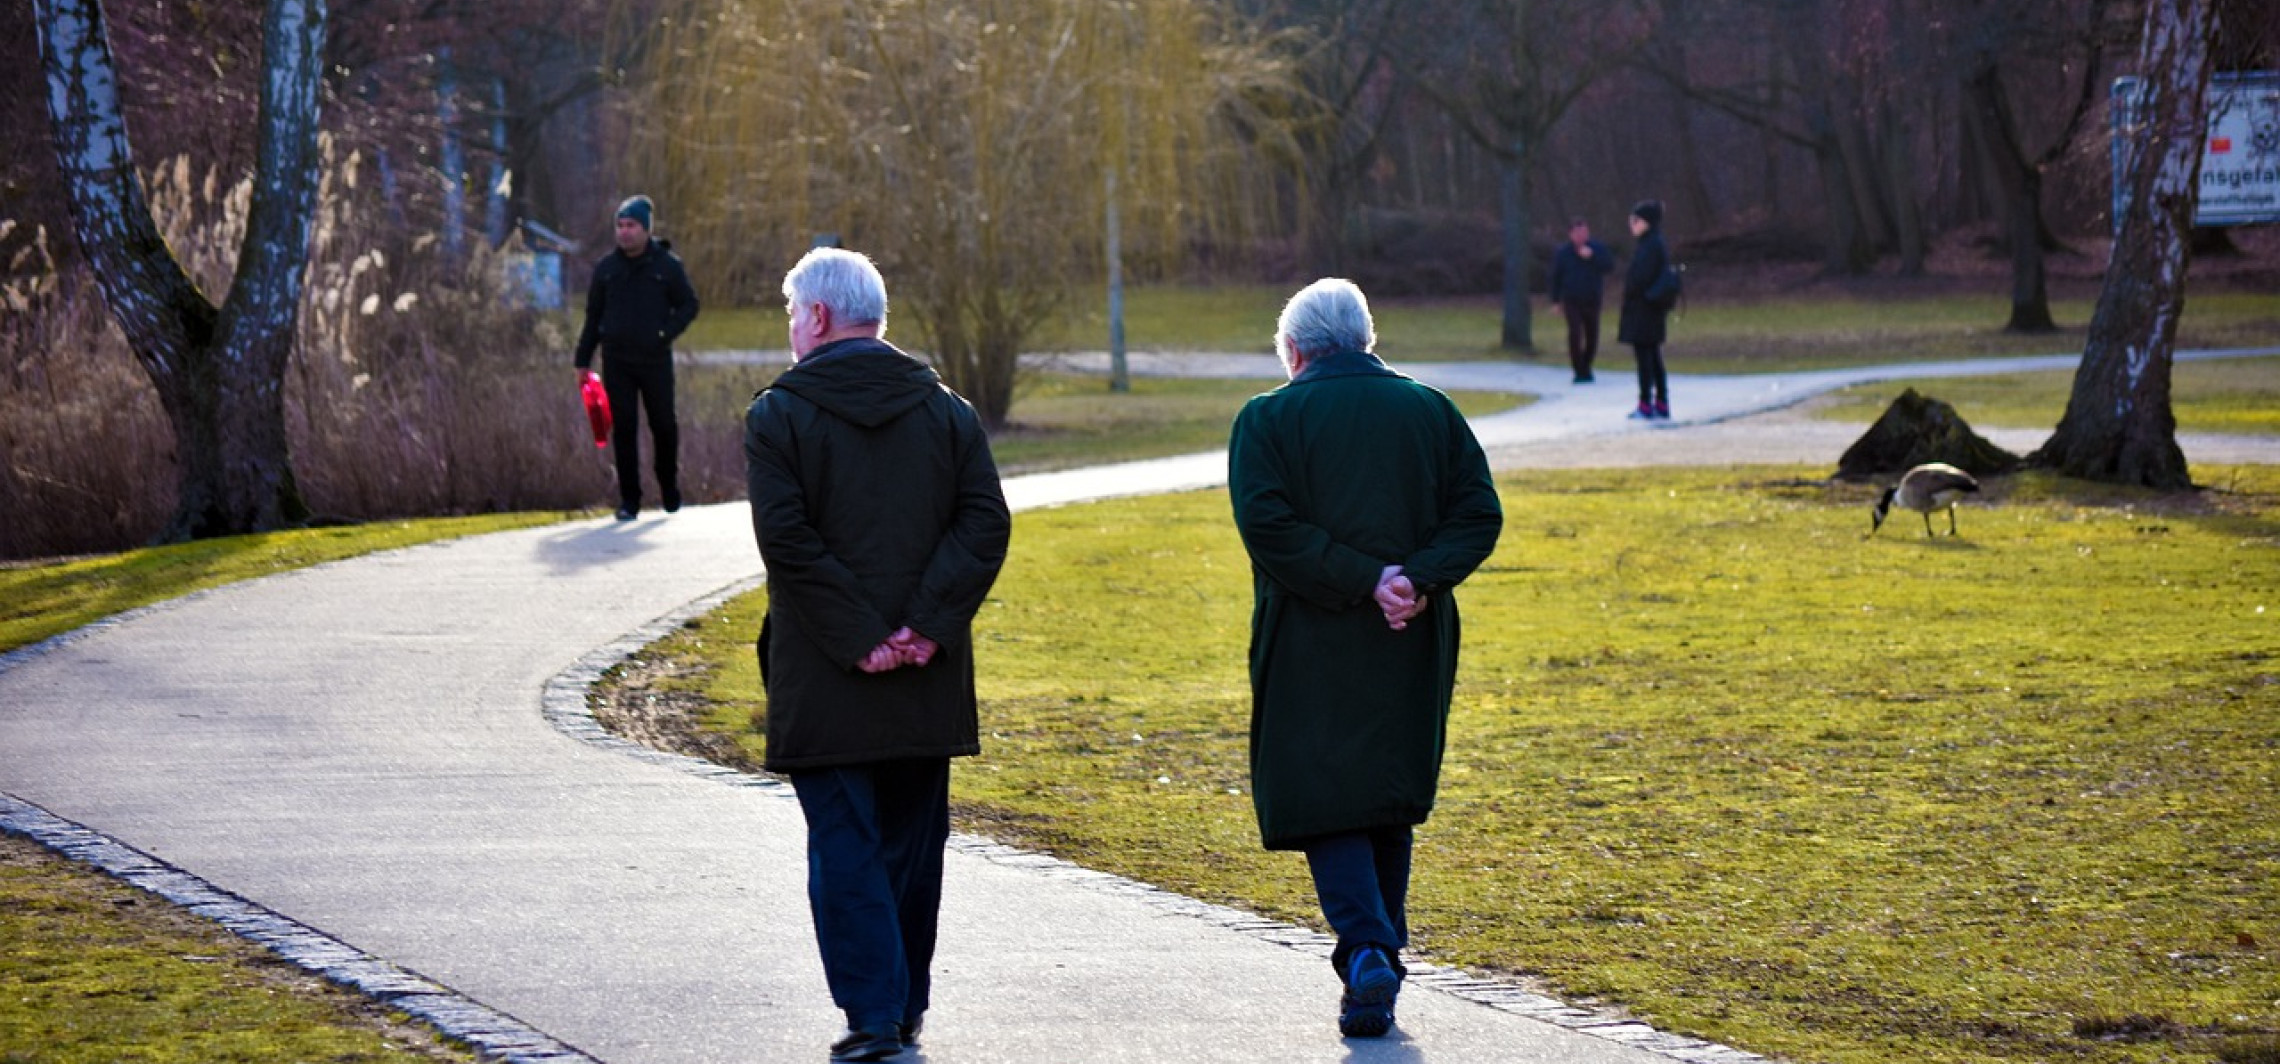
[789,758,950,1030]
[1302,825,1413,977]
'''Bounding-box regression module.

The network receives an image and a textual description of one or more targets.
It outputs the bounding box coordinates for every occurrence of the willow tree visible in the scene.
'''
[628,0,1267,428]
[34,0,325,540]
[2028,0,2216,489]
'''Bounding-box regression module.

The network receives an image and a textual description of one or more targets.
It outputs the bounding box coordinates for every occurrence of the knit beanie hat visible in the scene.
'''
[616,195,654,231]
[1631,199,1663,228]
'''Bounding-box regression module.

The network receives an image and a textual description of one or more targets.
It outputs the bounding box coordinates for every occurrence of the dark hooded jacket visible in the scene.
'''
[1618,226,1674,347]
[744,337,1011,771]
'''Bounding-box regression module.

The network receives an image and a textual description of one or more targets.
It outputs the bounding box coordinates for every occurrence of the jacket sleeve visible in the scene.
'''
[745,396,894,668]
[1594,242,1617,276]
[1547,250,1568,303]
[662,257,699,345]
[1400,399,1503,594]
[903,401,1012,648]
[1228,402,1387,610]
[574,264,606,369]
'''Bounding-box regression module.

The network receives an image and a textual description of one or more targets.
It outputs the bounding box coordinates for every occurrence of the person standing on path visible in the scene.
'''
[1227,278,1504,1040]
[1547,217,1615,383]
[575,195,700,520]
[744,248,1011,1063]
[1618,199,1679,420]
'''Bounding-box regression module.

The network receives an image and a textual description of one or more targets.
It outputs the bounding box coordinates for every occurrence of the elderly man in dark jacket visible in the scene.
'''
[1228,278,1503,1040]
[744,248,1010,1063]
[575,195,700,520]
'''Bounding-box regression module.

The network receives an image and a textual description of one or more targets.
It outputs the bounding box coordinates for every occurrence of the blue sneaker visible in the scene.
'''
[1338,946,1401,1038]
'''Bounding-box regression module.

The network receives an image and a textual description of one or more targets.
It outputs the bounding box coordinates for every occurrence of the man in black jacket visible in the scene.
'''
[745,248,1010,1063]
[574,195,699,520]
[1547,217,1614,384]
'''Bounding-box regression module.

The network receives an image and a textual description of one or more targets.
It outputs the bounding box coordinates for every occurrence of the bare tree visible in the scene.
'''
[1950,0,2131,332]
[1255,0,1408,277]
[1404,0,1654,351]
[1629,0,1891,275]
[34,0,325,540]
[2028,0,2217,488]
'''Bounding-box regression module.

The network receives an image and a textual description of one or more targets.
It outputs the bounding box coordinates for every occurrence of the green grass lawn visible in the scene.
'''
[634,465,2280,1064]
[679,287,2280,374]
[1815,355,2280,437]
[0,834,476,1063]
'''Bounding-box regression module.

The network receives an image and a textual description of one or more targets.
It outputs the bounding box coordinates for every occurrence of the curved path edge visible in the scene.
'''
[536,581,1772,1064]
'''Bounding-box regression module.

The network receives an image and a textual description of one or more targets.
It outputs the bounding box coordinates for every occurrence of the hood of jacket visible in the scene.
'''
[771,337,943,428]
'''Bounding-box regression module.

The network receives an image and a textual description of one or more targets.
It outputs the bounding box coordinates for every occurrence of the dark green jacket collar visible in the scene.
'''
[1292,349,1401,385]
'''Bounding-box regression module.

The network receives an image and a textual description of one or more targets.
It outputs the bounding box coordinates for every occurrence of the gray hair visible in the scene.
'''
[782,247,888,330]
[1274,278,1375,366]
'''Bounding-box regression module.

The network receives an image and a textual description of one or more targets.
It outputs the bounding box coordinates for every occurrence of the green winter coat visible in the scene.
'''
[745,338,1010,771]
[1228,350,1503,849]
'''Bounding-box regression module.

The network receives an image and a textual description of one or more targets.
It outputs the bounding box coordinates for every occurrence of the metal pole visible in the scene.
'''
[1107,166,1129,393]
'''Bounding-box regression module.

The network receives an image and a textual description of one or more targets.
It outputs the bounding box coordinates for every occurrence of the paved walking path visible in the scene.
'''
[3,347,2276,1064]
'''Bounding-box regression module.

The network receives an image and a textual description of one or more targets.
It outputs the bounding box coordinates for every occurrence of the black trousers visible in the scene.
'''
[1631,343,1667,407]
[1561,298,1601,379]
[601,354,678,510]
[788,759,951,1031]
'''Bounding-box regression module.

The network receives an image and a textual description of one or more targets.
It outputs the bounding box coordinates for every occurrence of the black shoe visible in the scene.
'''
[1627,403,1654,420]
[1573,375,1594,383]
[829,1025,902,1062]
[614,506,637,522]
[663,488,682,514]
[897,1015,923,1047]
[1337,946,1401,1038]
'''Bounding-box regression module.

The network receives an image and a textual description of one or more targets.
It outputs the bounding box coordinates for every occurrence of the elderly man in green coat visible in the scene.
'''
[1228,278,1503,1039]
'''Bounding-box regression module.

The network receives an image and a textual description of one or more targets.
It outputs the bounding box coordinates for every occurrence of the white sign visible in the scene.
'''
[2111,72,2280,230]
[2199,73,2280,226]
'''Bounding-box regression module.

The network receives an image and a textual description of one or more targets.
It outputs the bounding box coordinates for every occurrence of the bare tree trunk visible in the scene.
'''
[2029,0,2214,489]
[1961,61,2059,332]
[35,0,323,541]
[1882,107,1927,275]
[1498,140,1533,351]
[1834,89,1896,253]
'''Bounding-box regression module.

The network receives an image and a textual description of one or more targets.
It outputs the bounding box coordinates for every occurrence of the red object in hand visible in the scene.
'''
[581,372,611,447]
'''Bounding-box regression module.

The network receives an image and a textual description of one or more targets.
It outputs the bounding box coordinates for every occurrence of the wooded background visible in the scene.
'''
[1,0,2275,557]
[7,1,2275,302]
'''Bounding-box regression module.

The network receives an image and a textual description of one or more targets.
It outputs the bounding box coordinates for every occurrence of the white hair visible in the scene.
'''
[782,247,888,330]
[1274,278,1375,369]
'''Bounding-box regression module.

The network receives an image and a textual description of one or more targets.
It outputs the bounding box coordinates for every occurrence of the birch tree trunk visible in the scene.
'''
[2027,0,2214,489]
[34,0,325,541]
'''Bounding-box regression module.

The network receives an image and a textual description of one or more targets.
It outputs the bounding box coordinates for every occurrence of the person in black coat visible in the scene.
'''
[1546,217,1615,383]
[574,195,700,519]
[745,247,1010,1063]
[1617,199,1678,420]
